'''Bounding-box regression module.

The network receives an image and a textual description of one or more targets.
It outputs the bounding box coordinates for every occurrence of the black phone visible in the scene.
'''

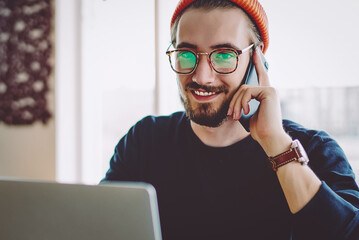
[238,47,269,129]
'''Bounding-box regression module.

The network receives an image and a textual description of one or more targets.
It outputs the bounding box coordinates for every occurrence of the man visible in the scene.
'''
[102,0,359,239]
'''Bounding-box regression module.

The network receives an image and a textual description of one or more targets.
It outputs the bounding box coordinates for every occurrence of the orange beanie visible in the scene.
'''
[170,0,269,53]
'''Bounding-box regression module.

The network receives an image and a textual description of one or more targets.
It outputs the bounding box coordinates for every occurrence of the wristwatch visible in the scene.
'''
[268,139,309,171]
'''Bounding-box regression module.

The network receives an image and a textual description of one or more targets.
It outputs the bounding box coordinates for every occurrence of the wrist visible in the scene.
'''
[258,133,292,157]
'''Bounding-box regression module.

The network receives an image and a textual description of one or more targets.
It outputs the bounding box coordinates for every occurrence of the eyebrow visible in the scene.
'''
[176,42,197,49]
[211,43,240,50]
[176,42,240,50]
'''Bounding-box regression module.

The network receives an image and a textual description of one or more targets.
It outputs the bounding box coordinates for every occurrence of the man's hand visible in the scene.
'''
[227,47,290,156]
[227,47,321,214]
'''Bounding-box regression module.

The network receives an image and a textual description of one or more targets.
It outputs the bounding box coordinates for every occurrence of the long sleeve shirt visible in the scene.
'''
[102,112,359,240]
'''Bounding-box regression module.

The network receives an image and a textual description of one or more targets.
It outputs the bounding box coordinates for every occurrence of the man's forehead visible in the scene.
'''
[176,41,241,50]
[176,7,250,49]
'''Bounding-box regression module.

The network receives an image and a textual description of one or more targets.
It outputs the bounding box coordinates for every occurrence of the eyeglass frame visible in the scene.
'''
[166,43,254,75]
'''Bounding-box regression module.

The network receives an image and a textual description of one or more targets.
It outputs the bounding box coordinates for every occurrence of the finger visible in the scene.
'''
[232,100,243,120]
[253,47,270,87]
[240,88,254,115]
[232,86,249,120]
[229,89,243,120]
[228,87,243,116]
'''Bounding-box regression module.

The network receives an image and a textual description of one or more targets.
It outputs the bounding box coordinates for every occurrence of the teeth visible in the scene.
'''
[194,90,216,96]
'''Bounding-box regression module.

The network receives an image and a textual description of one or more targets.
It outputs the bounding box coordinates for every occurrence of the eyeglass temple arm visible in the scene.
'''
[241,44,255,53]
[166,43,173,52]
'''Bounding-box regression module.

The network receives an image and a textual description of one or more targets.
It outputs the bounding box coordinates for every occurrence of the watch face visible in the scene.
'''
[293,139,309,164]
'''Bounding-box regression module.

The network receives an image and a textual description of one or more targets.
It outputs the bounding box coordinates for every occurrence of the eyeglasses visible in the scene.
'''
[166,44,253,74]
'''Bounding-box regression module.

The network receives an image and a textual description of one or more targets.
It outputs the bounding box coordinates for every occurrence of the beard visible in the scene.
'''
[180,82,235,128]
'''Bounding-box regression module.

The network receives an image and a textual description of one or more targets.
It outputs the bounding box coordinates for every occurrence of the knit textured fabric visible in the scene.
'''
[170,0,269,53]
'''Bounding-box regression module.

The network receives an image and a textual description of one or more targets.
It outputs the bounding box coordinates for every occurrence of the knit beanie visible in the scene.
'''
[170,0,269,53]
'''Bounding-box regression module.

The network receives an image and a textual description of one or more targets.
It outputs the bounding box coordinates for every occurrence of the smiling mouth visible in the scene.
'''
[193,90,217,96]
[190,89,223,101]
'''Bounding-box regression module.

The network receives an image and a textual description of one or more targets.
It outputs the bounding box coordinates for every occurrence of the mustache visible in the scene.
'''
[185,82,228,93]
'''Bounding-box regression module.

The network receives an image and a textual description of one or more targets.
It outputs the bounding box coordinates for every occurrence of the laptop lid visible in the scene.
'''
[0,178,162,240]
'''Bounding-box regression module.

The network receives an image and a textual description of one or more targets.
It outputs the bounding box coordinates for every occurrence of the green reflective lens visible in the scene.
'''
[177,51,196,70]
[212,51,236,69]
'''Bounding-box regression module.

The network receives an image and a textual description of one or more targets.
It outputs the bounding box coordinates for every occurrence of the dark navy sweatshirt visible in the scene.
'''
[103,112,359,240]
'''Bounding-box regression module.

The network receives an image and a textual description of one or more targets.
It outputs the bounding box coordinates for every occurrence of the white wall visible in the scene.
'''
[55,0,82,183]
[261,0,359,89]
[81,0,156,183]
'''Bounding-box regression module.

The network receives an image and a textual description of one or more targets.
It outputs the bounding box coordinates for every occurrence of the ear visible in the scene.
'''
[257,42,264,53]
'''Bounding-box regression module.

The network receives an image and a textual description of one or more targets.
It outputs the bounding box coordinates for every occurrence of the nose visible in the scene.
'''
[192,54,215,85]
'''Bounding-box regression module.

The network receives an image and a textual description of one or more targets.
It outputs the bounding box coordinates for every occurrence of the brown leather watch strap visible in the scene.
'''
[269,147,301,171]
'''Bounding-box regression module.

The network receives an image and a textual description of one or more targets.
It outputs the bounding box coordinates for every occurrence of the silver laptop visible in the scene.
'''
[0,178,162,240]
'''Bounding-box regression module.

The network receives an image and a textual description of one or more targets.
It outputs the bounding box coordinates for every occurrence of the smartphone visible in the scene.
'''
[239,48,269,129]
